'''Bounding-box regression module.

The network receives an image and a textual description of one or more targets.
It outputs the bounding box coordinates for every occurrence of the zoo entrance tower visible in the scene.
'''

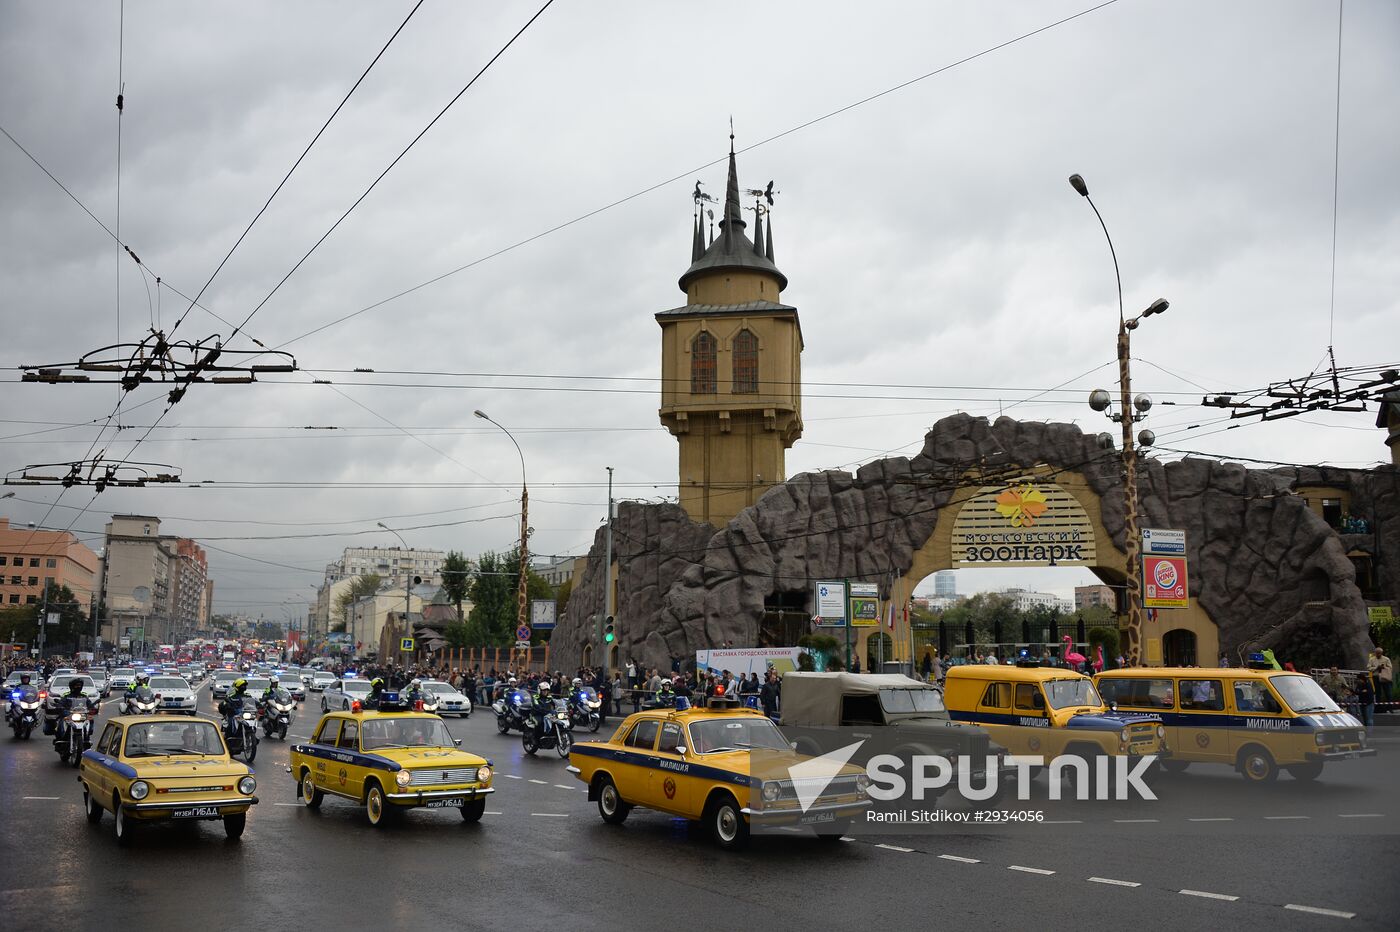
[656,137,803,527]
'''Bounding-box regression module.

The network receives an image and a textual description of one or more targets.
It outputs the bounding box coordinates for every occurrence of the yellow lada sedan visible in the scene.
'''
[78,714,258,845]
[568,696,871,849]
[288,708,494,827]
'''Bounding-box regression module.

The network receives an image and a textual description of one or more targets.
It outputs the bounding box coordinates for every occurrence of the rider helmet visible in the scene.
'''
[507,676,518,686]
[135,671,150,685]
[19,672,30,685]
[370,677,385,690]
[268,676,279,687]
[538,681,551,694]
[68,677,84,693]
[410,678,422,689]
[571,677,582,688]
[233,677,248,691]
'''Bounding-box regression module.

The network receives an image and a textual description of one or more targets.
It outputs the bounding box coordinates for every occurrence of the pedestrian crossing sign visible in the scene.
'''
[400,637,414,652]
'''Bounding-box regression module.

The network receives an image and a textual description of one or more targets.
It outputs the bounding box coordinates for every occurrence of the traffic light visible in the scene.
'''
[604,615,615,643]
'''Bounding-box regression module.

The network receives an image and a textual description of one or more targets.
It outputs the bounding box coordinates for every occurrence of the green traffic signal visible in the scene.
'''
[604,615,615,643]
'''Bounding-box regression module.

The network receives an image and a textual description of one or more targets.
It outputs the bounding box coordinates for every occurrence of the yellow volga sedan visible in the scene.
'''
[288,709,494,826]
[78,715,259,845]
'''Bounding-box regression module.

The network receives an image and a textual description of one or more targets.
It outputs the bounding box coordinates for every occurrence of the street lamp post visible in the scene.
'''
[377,522,414,659]
[475,410,529,648]
[1071,173,1168,668]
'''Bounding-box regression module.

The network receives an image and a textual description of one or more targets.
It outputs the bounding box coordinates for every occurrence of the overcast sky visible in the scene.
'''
[2,0,1397,618]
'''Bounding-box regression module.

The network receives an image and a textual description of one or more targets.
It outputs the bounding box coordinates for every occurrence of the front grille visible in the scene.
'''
[407,767,478,786]
[770,775,863,801]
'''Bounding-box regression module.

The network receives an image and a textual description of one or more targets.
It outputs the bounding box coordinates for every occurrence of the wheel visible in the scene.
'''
[521,730,539,756]
[596,776,631,824]
[243,733,258,763]
[342,700,351,711]
[1159,758,1190,774]
[460,798,486,823]
[84,788,104,823]
[223,812,246,840]
[589,716,602,733]
[321,698,328,712]
[1238,746,1278,783]
[1287,761,1324,782]
[365,782,392,827]
[113,800,133,846]
[706,793,750,850]
[556,730,573,758]
[496,715,510,735]
[300,770,324,809]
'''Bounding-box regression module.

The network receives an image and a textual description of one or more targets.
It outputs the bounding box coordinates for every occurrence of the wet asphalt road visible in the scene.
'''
[2,682,1398,930]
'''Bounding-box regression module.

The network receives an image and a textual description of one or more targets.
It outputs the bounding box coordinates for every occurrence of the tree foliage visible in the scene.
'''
[3,583,89,655]
[441,551,471,623]
[464,548,555,646]
[334,574,382,626]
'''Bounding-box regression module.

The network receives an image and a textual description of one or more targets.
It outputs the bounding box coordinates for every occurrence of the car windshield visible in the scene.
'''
[360,716,455,750]
[1271,675,1341,713]
[214,673,237,683]
[341,681,372,696]
[687,717,790,754]
[149,677,187,690]
[878,688,946,714]
[1045,678,1102,710]
[113,669,134,677]
[123,720,225,757]
[314,673,335,682]
[424,683,457,696]
[57,676,95,690]
[243,678,270,693]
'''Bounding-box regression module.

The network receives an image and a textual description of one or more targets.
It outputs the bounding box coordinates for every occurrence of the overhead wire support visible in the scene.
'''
[5,457,181,492]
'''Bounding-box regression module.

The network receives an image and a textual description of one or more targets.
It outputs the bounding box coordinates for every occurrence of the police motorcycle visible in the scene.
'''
[404,679,439,713]
[121,684,160,715]
[259,686,296,740]
[492,681,534,735]
[521,687,574,758]
[53,688,97,767]
[6,684,42,739]
[568,682,603,733]
[220,692,259,763]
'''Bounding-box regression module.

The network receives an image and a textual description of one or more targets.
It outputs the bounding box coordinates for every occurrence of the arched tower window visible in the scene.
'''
[691,331,717,394]
[732,329,758,393]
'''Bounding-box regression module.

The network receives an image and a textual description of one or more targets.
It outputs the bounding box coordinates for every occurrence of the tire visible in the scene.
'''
[84,788,104,823]
[300,770,324,809]
[223,812,246,840]
[496,715,510,735]
[706,793,750,850]
[589,716,601,734]
[460,798,486,823]
[1287,761,1324,782]
[321,698,328,712]
[243,731,258,764]
[114,800,133,846]
[522,730,539,756]
[596,776,631,824]
[556,730,573,758]
[365,782,392,827]
[1159,758,1190,774]
[1237,745,1278,783]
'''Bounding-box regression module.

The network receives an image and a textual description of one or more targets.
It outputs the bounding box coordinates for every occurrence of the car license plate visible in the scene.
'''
[423,797,465,809]
[800,810,836,825]
[164,700,181,706]
[170,806,221,819]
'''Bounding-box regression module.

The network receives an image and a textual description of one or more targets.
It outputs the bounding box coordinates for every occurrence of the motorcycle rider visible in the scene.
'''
[404,678,428,710]
[220,677,250,734]
[55,677,93,746]
[364,677,386,710]
[6,672,34,724]
[530,680,555,737]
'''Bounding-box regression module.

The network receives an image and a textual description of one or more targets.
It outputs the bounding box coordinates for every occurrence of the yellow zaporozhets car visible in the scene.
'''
[287,708,494,826]
[568,696,871,849]
[78,714,258,845]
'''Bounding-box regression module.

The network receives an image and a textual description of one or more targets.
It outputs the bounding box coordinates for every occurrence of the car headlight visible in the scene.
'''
[856,774,872,796]
[1120,727,1131,742]
[1315,732,1327,746]
[1156,725,1165,740]
[238,775,257,795]
[761,781,781,802]
[130,781,149,800]
[477,765,492,784]
[395,769,412,787]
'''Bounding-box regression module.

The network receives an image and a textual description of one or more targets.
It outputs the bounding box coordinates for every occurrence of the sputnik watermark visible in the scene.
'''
[865,754,1159,803]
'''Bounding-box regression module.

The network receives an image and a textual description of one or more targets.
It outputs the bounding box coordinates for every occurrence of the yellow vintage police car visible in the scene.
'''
[1096,662,1376,782]
[944,661,1168,782]
[288,706,493,826]
[78,714,258,845]
[568,696,871,849]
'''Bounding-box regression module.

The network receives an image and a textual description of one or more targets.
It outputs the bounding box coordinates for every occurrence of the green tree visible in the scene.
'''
[334,574,382,628]
[441,551,471,623]
[468,551,515,646]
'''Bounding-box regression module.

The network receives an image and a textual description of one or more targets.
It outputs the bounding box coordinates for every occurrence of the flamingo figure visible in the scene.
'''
[1062,635,1087,669]
[1092,644,1105,673]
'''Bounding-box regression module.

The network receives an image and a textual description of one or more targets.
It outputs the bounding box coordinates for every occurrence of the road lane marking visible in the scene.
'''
[1088,877,1140,887]
[553,784,574,789]
[874,844,914,853]
[528,779,549,785]
[22,796,60,801]
[1264,815,1310,821]
[840,837,855,842]
[1337,813,1382,818]
[273,803,300,807]
[484,810,502,815]
[1188,817,1232,822]
[1008,866,1055,875]
[1113,819,1158,823]
[503,774,521,779]
[1180,890,1239,902]
[1284,905,1356,919]
[939,854,979,863]
[530,812,568,817]
[1043,820,1082,824]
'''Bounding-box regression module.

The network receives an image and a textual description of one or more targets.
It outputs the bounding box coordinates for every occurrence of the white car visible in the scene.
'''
[422,681,472,717]
[146,675,197,714]
[44,674,100,714]
[321,678,373,711]
[309,671,336,692]
[211,671,240,700]
[89,670,111,698]
[109,668,136,691]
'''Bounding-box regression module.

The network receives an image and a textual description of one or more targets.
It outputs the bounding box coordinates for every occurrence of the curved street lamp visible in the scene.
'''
[475,410,530,642]
[1070,172,1170,668]
[377,522,415,658]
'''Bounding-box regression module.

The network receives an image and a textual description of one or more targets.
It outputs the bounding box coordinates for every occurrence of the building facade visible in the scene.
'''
[335,546,445,587]
[999,587,1073,614]
[1074,584,1116,610]
[933,571,957,599]
[98,515,215,649]
[0,516,100,613]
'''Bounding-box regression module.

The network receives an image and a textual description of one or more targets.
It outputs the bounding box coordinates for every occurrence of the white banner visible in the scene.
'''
[695,648,806,677]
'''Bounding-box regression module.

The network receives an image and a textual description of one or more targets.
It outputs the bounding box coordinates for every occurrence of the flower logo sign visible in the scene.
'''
[994,485,1048,527]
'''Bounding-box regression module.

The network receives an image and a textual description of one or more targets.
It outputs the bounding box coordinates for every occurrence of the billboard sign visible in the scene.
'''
[695,648,806,677]
[814,580,847,626]
[849,582,880,627]
[1142,528,1187,556]
[1143,555,1188,609]
[951,481,1097,567]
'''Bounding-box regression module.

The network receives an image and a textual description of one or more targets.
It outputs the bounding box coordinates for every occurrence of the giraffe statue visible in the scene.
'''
[1117,321,1144,667]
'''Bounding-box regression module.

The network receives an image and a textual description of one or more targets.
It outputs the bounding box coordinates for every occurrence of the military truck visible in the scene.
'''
[779,672,1012,800]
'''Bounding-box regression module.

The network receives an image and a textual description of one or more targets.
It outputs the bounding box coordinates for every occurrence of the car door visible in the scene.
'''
[1227,677,1286,761]
[619,719,660,808]
[648,721,692,815]
[337,720,365,798]
[82,722,122,795]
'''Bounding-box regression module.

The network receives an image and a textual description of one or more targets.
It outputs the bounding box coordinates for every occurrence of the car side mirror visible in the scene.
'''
[790,741,799,750]
[675,746,687,756]
[1109,701,1118,712]
[454,739,462,747]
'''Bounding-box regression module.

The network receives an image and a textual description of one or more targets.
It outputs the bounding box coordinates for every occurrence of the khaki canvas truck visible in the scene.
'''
[779,672,1014,802]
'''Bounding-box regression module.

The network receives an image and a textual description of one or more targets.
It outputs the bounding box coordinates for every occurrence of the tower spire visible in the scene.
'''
[752,202,764,257]
[692,210,703,262]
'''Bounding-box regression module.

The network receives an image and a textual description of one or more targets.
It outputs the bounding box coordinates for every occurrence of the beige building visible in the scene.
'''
[99,515,214,648]
[657,140,803,527]
[0,516,100,613]
[1074,584,1117,610]
[346,587,424,657]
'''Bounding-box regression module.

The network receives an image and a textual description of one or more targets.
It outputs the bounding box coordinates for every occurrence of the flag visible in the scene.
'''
[886,600,895,630]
